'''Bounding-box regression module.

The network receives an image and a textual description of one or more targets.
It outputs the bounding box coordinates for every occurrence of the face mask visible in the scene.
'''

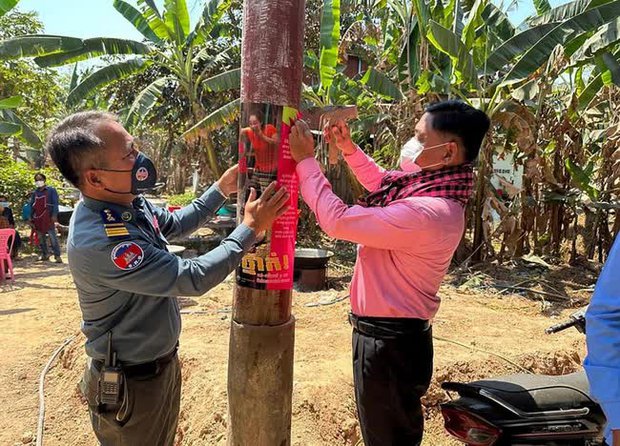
[399,138,424,172]
[399,138,452,172]
[35,180,45,188]
[0,202,9,208]
[95,152,158,195]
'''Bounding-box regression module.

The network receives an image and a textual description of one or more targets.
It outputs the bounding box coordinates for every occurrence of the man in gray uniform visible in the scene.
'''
[46,111,289,446]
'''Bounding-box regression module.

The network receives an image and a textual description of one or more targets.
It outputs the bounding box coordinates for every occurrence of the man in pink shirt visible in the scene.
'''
[289,101,490,446]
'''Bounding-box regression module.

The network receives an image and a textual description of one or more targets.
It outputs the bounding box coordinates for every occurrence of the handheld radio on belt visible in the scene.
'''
[99,332,123,405]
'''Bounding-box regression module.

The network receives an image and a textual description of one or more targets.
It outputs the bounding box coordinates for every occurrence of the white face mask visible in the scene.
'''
[35,180,45,188]
[399,138,452,172]
[399,138,424,172]
[0,202,9,208]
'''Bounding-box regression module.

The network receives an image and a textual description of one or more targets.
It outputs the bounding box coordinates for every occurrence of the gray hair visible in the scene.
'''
[46,111,119,187]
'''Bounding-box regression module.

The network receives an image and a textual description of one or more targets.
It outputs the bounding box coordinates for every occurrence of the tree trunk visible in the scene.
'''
[472,137,492,262]
[227,2,305,445]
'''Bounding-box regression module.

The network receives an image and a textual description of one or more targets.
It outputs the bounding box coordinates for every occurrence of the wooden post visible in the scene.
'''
[227,1,305,445]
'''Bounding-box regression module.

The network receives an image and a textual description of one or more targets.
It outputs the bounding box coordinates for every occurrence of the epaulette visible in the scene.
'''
[100,208,130,238]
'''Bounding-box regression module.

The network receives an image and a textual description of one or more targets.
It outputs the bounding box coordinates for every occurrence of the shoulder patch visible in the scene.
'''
[111,241,144,271]
[101,208,130,238]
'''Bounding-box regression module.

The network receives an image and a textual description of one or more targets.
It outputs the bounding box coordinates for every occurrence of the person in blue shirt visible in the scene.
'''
[28,173,62,262]
[22,192,33,221]
[585,237,620,446]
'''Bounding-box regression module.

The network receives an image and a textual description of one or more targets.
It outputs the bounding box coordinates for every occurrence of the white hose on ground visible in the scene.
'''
[36,335,76,446]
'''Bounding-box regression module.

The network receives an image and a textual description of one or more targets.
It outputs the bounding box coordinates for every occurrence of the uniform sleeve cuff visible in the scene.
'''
[226,223,256,251]
[212,182,227,199]
[295,157,322,183]
[200,183,227,211]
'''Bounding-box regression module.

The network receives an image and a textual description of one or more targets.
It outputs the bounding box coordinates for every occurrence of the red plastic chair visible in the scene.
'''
[29,228,38,247]
[0,228,16,283]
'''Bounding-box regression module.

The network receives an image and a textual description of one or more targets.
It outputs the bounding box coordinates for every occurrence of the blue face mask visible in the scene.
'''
[0,201,8,208]
[95,152,158,195]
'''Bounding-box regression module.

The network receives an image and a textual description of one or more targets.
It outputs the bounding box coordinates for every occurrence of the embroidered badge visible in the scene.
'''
[136,167,149,182]
[111,242,144,271]
[102,209,116,223]
[100,208,129,238]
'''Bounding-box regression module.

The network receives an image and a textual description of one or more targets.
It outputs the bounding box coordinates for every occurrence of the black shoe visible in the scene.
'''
[54,255,63,264]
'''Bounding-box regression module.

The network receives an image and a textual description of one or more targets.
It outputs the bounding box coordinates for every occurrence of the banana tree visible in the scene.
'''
[0,95,41,147]
[0,0,18,18]
[0,0,43,149]
[0,0,24,140]
[411,0,620,261]
[309,0,620,262]
[0,0,242,177]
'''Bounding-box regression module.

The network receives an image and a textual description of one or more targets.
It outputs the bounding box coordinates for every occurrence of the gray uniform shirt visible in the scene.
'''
[68,185,255,365]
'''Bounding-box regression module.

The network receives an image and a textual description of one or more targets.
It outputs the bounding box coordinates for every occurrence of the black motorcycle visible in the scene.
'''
[440,308,607,445]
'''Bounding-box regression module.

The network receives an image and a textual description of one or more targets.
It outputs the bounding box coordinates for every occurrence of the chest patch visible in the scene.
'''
[111,242,144,271]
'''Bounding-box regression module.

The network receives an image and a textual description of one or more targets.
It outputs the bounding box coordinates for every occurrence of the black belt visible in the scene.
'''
[93,346,178,378]
[349,313,430,338]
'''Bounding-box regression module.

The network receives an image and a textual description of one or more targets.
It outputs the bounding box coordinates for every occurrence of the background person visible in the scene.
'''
[240,112,280,193]
[29,173,61,263]
[0,194,21,259]
[585,235,620,446]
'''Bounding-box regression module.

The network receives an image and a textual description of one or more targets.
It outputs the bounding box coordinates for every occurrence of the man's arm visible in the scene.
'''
[79,224,256,297]
[49,187,59,218]
[296,157,434,249]
[80,181,289,296]
[325,120,386,192]
[153,183,227,241]
[585,236,620,446]
[259,125,279,145]
[343,146,387,192]
[154,164,238,240]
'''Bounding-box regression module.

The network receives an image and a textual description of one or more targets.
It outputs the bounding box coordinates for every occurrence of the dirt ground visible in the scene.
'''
[1,253,594,446]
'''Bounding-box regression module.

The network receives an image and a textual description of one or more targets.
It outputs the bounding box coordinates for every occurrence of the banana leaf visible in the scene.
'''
[67,59,147,107]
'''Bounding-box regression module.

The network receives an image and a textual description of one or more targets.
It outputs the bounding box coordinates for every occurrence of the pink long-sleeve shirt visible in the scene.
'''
[296,147,465,319]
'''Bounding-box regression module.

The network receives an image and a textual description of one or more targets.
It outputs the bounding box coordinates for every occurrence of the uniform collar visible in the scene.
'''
[82,195,145,222]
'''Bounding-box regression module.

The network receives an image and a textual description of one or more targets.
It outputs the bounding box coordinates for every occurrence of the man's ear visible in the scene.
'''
[84,169,105,190]
[445,141,459,164]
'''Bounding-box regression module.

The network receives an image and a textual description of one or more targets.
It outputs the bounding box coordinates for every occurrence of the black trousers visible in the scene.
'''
[80,356,181,446]
[351,314,434,446]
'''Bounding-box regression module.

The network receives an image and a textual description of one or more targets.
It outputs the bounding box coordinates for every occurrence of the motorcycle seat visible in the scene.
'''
[443,372,597,414]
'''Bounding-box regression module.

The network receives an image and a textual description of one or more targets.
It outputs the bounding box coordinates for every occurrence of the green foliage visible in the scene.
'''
[503,0,620,84]
[166,191,195,206]
[427,20,477,87]
[66,58,147,107]
[0,8,65,150]
[319,0,341,90]
[361,67,404,100]
[533,0,552,15]
[0,0,19,19]
[565,158,600,201]
[0,149,65,210]
[0,8,42,39]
